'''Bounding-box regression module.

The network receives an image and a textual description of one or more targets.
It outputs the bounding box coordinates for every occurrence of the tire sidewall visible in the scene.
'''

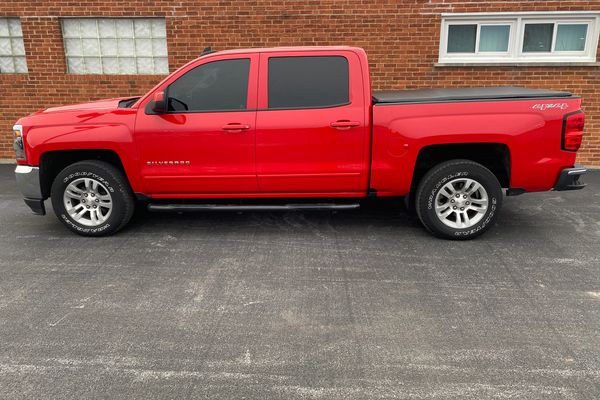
[51,165,126,236]
[421,166,502,239]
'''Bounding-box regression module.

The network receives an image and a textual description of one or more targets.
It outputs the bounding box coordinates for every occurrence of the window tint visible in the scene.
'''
[447,25,477,53]
[268,56,349,109]
[523,23,554,52]
[167,58,250,112]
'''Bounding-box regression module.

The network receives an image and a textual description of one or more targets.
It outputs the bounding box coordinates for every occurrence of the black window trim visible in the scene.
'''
[164,57,252,114]
[265,55,352,111]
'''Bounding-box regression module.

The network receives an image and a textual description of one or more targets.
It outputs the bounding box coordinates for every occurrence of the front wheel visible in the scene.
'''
[51,160,135,236]
[415,160,503,240]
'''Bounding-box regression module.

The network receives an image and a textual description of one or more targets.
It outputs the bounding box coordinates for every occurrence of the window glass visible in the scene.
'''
[447,25,477,53]
[479,25,510,52]
[523,23,554,52]
[167,58,250,112]
[0,17,27,73]
[268,56,349,109]
[555,24,588,51]
[61,18,168,74]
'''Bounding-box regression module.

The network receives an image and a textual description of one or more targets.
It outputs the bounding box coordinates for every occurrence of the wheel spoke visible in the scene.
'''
[435,202,449,211]
[73,208,87,221]
[441,185,455,198]
[68,185,84,194]
[462,211,471,225]
[462,179,474,192]
[68,203,84,215]
[466,182,482,195]
[98,208,108,222]
[470,198,488,207]
[468,205,486,214]
[89,209,99,224]
[65,189,81,199]
[439,208,453,218]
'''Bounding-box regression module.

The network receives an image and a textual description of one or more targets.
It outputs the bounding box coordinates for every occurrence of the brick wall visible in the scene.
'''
[1,0,599,165]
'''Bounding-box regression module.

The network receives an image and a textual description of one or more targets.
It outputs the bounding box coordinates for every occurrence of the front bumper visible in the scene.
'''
[554,165,587,191]
[14,165,46,215]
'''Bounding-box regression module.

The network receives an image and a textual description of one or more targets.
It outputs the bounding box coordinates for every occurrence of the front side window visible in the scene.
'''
[440,12,600,64]
[0,17,27,73]
[167,58,250,112]
[61,18,168,74]
[268,56,349,109]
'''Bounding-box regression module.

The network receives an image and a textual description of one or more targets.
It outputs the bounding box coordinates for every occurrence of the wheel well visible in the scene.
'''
[39,149,126,198]
[411,143,511,190]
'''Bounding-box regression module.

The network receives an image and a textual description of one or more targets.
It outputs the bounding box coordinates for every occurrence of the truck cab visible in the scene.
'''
[13,46,587,239]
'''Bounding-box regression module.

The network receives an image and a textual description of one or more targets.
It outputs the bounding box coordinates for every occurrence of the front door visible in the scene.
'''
[135,54,259,195]
[255,51,368,194]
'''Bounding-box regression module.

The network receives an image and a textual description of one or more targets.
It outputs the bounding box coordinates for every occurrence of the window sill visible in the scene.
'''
[435,62,600,67]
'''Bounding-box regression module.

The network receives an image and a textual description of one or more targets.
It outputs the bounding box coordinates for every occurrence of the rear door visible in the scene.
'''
[255,51,368,193]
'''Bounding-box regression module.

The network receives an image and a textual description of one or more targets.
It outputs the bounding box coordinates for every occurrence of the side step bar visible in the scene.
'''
[147,203,360,212]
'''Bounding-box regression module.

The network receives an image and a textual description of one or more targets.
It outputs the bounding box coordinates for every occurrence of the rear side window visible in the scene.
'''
[167,58,250,112]
[268,56,349,109]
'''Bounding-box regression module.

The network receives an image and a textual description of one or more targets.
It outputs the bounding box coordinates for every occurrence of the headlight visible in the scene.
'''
[13,124,25,160]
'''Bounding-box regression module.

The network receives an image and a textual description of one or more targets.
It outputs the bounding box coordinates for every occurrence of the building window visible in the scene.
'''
[61,18,168,74]
[439,12,600,64]
[0,17,27,73]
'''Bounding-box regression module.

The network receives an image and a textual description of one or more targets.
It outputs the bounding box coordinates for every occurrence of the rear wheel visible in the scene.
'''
[415,160,502,240]
[51,160,135,236]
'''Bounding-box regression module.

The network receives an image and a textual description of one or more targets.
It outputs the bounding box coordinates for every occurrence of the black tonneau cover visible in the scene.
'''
[372,86,572,104]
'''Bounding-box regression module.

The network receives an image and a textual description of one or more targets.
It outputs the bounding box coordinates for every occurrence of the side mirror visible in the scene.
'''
[152,91,166,113]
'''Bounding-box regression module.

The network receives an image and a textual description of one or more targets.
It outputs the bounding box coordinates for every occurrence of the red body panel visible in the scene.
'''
[14,46,583,200]
[134,52,260,194]
[254,49,371,193]
[371,98,581,195]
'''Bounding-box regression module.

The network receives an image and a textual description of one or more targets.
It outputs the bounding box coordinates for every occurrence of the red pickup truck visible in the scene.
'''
[13,46,587,239]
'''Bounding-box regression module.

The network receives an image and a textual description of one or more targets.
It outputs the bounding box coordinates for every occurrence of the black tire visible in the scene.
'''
[50,160,135,236]
[415,159,502,240]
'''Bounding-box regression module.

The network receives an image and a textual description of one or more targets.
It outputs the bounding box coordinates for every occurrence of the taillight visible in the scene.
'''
[562,111,584,152]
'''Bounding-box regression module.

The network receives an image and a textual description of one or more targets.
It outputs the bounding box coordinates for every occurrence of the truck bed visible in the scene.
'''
[372,86,573,104]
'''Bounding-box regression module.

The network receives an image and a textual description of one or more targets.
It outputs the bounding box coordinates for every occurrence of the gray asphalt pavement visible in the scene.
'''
[1,164,599,399]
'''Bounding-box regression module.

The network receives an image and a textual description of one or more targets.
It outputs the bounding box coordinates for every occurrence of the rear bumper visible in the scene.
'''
[14,165,46,215]
[554,165,587,191]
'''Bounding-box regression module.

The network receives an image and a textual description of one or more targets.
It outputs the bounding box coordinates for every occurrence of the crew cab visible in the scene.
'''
[13,46,587,239]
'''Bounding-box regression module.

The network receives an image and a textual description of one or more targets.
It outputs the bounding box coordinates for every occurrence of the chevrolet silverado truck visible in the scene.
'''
[13,46,587,239]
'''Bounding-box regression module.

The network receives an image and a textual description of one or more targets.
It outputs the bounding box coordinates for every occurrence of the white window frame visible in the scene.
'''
[439,12,600,64]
